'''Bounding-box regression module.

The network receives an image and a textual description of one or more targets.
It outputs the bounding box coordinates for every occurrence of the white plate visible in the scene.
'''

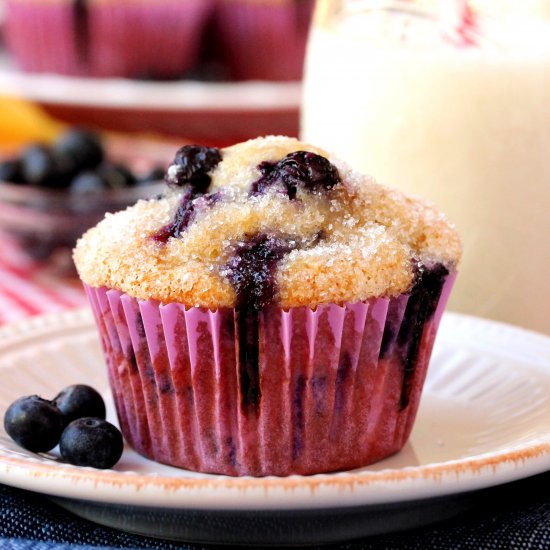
[0,53,301,111]
[0,53,301,145]
[0,310,549,544]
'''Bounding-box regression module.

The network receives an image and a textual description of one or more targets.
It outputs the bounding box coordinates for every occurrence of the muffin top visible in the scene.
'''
[73,136,461,309]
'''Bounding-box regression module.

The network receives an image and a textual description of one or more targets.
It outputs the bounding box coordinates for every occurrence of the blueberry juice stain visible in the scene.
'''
[224,235,296,412]
[152,190,195,243]
[380,263,449,410]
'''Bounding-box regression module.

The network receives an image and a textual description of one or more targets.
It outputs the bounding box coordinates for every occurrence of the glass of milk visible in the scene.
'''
[301,0,550,334]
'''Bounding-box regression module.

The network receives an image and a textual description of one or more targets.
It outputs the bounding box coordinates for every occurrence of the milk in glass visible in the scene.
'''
[302,0,550,333]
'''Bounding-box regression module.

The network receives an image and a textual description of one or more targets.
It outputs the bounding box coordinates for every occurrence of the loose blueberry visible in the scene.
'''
[0,158,24,183]
[3,395,64,453]
[59,418,123,469]
[53,384,106,426]
[70,171,109,194]
[251,151,340,199]
[53,129,104,172]
[20,145,66,188]
[166,145,222,193]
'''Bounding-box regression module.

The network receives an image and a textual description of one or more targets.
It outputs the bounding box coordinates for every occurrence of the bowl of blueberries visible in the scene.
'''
[0,128,168,273]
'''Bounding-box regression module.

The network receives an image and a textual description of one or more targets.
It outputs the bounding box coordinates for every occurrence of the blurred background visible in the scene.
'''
[301,0,550,334]
[0,0,311,304]
[0,0,549,334]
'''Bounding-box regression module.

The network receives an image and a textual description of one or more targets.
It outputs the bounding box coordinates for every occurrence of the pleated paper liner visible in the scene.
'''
[215,0,315,80]
[4,0,213,78]
[84,271,455,476]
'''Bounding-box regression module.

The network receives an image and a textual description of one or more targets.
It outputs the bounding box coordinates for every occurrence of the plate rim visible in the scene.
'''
[0,308,549,510]
[0,54,302,111]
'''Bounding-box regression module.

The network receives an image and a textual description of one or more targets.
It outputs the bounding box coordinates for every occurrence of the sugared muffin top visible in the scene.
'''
[73,136,461,309]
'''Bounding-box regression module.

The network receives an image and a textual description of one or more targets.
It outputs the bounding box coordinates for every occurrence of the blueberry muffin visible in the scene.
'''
[74,136,461,476]
[4,0,212,78]
[214,0,315,80]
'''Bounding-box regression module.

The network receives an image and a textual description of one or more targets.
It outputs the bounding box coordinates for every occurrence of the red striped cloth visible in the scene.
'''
[0,238,87,325]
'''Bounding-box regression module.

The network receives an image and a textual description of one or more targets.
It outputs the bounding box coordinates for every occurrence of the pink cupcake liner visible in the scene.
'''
[89,0,213,78]
[84,271,455,476]
[215,0,315,80]
[4,2,81,75]
[4,0,213,78]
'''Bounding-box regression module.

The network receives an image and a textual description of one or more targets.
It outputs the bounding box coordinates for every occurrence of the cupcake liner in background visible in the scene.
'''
[84,268,456,477]
[4,0,213,78]
[3,1,80,75]
[215,0,315,80]
[90,0,213,79]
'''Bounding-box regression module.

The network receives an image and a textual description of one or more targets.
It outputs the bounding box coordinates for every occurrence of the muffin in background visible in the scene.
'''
[4,0,213,78]
[74,136,461,476]
[214,0,315,80]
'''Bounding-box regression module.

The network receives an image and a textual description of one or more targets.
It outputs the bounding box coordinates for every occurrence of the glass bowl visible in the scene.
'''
[0,136,173,274]
[0,181,162,266]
